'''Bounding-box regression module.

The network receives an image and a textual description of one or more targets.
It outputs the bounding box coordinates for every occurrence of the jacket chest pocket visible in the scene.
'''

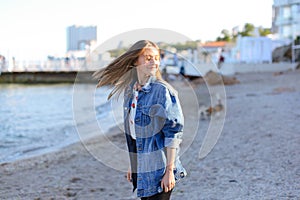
[138,104,167,136]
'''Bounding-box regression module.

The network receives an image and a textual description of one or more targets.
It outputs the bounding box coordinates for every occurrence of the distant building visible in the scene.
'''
[199,41,233,64]
[66,25,97,51]
[272,0,300,41]
[233,36,272,64]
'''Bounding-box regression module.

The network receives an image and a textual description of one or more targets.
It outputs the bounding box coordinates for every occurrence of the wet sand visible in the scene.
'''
[1,69,300,200]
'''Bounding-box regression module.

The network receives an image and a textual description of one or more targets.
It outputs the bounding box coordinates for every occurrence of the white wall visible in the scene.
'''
[234,36,273,64]
[183,62,298,77]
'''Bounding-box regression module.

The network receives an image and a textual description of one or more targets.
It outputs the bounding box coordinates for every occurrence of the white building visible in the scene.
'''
[272,0,300,62]
[66,25,97,51]
[272,0,300,41]
[231,36,273,64]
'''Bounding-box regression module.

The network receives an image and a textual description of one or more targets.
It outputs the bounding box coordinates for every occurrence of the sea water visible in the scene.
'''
[0,83,122,163]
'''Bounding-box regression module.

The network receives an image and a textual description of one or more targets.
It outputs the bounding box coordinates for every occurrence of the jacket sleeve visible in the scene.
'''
[161,86,184,149]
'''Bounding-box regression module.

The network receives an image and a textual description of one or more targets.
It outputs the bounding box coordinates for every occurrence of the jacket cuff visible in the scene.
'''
[165,137,182,148]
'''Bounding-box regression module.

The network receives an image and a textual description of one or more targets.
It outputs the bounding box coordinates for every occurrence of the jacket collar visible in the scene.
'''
[140,76,157,93]
[130,76,157,94]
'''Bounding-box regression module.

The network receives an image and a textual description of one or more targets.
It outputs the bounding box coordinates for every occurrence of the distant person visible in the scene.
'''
[162,65,168,82]
[173,53,178,66]
[12,57,16,68]
[65,57,70,67]
[0,55,5,69]
[160,50,168,81]
[179,63,185,78]
[217,50,225,69]
[160,50,165,66]
[93,40,186,200]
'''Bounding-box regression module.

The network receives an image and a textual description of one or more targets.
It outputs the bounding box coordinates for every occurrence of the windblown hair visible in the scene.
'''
[93,40,163,99]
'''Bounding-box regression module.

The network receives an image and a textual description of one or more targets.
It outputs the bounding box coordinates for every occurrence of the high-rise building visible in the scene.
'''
[66,25,97,51]
[272,0,300,41]
[272,0,300,62]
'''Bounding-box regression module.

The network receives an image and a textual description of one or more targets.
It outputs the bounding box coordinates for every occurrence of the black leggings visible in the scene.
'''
[141,190,172,200]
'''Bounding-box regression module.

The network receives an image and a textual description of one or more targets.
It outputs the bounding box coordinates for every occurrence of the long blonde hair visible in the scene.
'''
[93,40,163,99]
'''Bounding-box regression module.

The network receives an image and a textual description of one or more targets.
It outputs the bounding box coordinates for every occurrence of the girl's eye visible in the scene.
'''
[144,55,160,61]
[146,56,151,61]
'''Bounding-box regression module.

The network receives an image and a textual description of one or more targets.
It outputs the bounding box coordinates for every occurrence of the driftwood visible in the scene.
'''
[191,70,240,86]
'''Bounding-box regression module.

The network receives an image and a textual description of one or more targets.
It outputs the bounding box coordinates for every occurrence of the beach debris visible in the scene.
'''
[273,71,284,76]
[191,70,240,86]
[199,94,224,120]
[70,177,81,183]
[204,71,223,85]
[190,77,205,85]
[90,187,106,192]
[222,75,240,85]
[64,191,77,197]
[63,187,80,197]
[272,87,296,94]
[0,162,8,167]
[272,43,300,63]
[272,44,291,62]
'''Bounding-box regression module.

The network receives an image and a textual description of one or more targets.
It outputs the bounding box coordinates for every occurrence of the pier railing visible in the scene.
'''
[0,59,111,73]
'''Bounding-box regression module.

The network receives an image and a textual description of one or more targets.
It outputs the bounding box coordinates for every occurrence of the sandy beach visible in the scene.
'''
[1,69,300,200]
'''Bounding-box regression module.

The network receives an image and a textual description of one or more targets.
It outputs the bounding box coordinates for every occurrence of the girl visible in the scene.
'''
[94,40,186,200]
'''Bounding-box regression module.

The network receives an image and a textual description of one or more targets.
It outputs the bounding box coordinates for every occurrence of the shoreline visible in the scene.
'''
[1,70,300,199]
[1,62,298,84]
[0,71,97,84]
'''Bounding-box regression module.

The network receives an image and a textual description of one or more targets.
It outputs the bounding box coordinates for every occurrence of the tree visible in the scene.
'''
[259,27,271,36]
[170,41,199,50]
[215,23,273,42]
[240,23,255,37]
[216,29,231,41]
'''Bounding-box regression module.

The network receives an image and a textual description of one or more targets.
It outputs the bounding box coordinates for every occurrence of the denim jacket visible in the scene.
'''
[123,76,186,198]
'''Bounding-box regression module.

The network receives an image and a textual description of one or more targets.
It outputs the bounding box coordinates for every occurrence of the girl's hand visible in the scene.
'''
[161,168,175,192]
[127,167,132,182]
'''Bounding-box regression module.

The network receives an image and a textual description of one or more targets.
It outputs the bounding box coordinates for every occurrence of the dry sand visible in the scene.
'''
[1,69,300,200]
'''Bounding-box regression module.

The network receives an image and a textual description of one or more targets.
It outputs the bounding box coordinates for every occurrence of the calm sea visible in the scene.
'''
[0,83,122,163]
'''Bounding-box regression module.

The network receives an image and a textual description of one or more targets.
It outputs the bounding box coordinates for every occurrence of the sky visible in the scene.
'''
[0,0,274,61]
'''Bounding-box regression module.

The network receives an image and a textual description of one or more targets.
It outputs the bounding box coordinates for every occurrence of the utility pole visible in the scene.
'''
[292,39,300,63]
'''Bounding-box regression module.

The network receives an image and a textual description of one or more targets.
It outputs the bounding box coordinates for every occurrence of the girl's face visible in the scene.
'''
[135,47,160,78]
